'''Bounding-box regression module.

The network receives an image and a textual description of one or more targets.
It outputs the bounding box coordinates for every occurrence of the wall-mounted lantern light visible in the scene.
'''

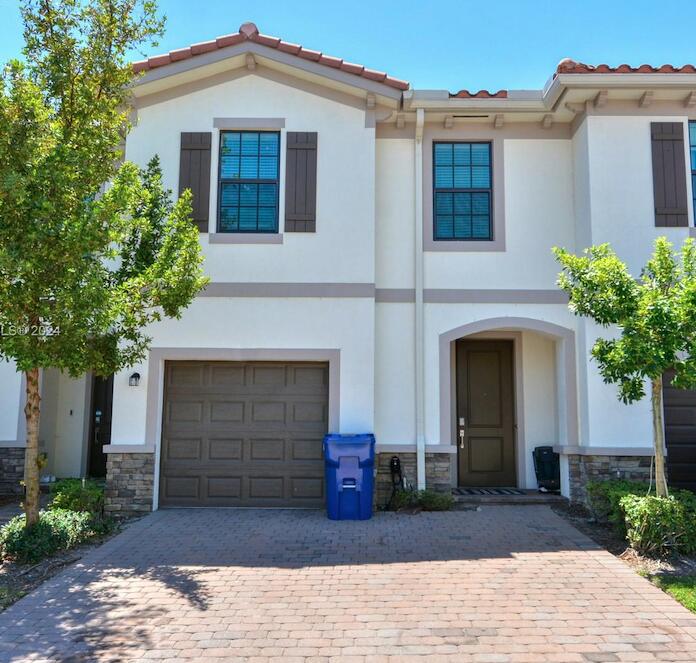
[128,372,141,387]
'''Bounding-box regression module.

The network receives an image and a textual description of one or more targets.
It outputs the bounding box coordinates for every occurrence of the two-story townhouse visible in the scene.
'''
[1,22,696,513]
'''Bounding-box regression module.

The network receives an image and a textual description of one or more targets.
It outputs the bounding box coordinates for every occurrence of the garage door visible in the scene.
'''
[159,361,329,507]
[663,370,696,491]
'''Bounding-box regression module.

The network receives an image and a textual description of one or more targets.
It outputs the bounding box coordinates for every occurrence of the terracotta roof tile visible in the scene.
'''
[190,40,217,56]
[131,21,410,91]
[169,47,192,62]
[450,89,508,99]
[555,58,696,76]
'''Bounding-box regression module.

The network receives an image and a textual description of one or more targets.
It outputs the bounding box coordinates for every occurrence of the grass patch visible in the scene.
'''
[652,575,696,613]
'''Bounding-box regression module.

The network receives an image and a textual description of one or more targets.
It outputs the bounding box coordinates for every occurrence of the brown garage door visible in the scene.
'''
[159,361,328,507]
[663,370,696,491]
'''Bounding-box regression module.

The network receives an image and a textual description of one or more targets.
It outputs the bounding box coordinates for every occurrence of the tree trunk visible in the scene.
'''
[651,376,669,498]
[23,368,41,527]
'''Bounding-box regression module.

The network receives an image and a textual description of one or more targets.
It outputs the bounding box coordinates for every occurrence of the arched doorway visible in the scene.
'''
[438,317,578,488]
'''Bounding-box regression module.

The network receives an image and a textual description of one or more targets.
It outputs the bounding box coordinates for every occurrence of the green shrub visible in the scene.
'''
[416,490,454,511]
[620,495,696,557]
[50,479,104,514]
[1,509,91,563]
[390,489,418,510]
[0,509,115,564]
[389,489,454,511]
[586,479,650,528]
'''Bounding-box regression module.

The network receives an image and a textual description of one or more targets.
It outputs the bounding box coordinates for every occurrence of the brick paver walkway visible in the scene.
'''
[1,506,695,662]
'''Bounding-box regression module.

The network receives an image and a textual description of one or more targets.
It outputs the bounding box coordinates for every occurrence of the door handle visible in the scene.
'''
[458,417,466,449]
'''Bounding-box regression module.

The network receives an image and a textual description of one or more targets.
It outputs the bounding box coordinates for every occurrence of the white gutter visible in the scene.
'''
[414,108,426,490]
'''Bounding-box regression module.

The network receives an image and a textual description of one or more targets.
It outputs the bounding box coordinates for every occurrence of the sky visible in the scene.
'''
[1,0,696,92]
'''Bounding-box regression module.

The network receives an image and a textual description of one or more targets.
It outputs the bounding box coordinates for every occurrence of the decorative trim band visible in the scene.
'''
[554,445,658,457]
[103,444,156,454]
[375,444,458,455]
[426,289,568,304]
[213,117,285,129]
[375,288,416,303]
[197,284,568,303]
[209,233,284,244]
[199,282,375,298]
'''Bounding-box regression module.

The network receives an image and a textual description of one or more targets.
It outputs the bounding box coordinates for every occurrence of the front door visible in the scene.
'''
[456,339,516,486]
[88,375,113,478]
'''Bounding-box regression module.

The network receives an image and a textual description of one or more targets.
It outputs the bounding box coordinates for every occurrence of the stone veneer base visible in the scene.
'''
[375,452,452,507]
[0,447,25,495]
[568,454,653,506]
[105,453,155,517]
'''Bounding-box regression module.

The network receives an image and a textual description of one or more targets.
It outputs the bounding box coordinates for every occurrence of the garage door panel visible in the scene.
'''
[160,361,328,508]
[248,438,285,461]
[251,365,287,386]
[209,438,243,460]
[252,401,286,422]
[291,477,324,499]
[292,401,326,424]
[167,364,205,387]
[663,370,696,492]
[166,438,203,461]
[249,476,285,498]
[209,365,245,386]
[162,476,200,500]
[292,365,327,387]
[291,439,324,461]
[209,400,245,422]
[207,476,242,498]
[168,401,204,423]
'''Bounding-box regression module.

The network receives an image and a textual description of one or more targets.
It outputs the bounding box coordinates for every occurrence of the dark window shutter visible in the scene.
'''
[179,132,211,232]
[285,132,317,232]
[651,122,689,227]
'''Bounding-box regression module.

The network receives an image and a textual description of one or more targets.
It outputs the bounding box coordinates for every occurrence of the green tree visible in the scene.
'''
[0,1,208,527]
[554,238,696,497]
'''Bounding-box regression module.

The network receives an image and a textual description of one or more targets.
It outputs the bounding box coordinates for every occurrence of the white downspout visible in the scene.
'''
[414,108,426,489]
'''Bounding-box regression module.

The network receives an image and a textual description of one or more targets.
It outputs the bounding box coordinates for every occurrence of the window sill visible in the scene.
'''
[209,233,284,245]
[424,238,505,252]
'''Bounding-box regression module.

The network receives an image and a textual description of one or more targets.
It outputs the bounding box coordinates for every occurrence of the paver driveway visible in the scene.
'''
[1,506,696,662]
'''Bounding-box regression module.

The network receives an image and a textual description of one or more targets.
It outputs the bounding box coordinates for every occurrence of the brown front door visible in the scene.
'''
[159,361,329,508]
[88,374,113,478]
[456,339,516,487]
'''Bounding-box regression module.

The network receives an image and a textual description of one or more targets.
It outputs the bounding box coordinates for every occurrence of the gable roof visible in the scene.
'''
[132,21,409,91]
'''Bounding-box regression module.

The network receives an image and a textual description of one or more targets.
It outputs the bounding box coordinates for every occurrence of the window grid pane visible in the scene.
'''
[433,142,492,240]
[218,131,280,233]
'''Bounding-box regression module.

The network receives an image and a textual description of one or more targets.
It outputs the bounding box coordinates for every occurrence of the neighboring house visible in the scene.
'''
[2,22,696,512]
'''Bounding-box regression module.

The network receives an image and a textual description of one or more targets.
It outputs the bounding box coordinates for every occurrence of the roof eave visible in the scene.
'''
[132,41,406,103]
[555,72,696,89]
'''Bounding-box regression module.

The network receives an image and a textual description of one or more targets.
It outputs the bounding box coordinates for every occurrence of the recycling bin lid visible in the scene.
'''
[323,433,375,463]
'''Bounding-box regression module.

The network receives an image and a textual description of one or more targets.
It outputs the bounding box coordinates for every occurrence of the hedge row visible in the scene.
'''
[0,479,114,564]
[587,479,696,557]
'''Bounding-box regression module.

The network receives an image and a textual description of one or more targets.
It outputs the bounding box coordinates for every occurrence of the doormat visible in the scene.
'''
[453,488,526,496]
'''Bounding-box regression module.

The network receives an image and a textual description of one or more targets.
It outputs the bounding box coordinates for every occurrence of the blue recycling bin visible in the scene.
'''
[324,433,375,520]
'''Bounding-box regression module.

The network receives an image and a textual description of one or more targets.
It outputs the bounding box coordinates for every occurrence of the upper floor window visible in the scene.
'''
[690,122,696,221]
[218,131,280,233]
[433,142,492,241]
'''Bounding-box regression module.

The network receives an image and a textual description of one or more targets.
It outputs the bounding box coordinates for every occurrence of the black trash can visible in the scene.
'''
[533,446,560,493]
